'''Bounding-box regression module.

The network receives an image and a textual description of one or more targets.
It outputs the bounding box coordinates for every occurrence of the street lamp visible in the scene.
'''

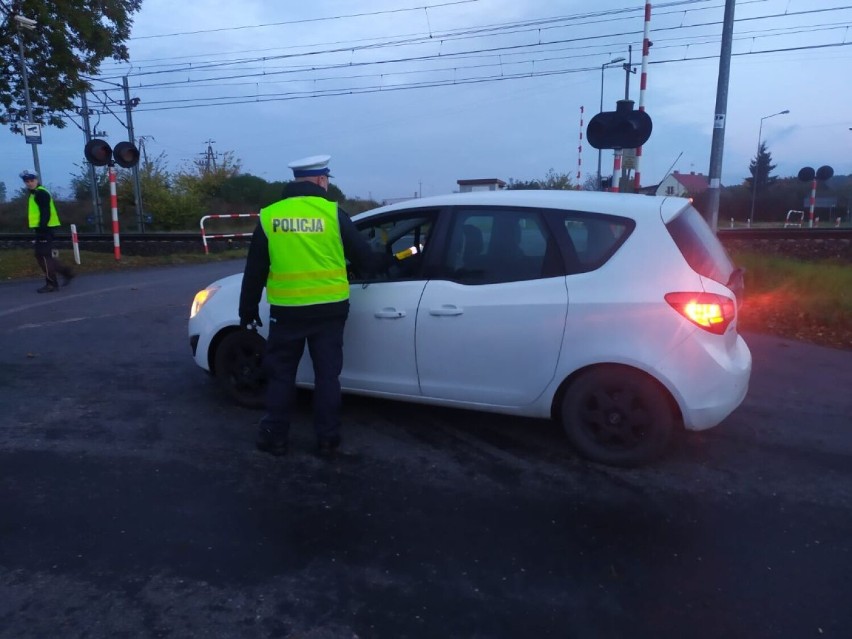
[13,14,41,180]
[749,109,789,224]
[597,56,626,190]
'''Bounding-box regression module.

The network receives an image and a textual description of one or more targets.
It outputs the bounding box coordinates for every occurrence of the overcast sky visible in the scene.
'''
[3,0,851,203]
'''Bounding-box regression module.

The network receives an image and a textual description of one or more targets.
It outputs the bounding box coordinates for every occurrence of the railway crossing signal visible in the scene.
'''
[84,138,140,168]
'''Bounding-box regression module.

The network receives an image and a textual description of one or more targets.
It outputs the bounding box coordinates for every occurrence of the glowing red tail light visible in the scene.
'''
[665,292,736,335]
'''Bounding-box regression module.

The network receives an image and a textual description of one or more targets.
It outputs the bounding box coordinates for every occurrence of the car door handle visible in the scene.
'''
[375,308,406,319]
[429,305,463,316]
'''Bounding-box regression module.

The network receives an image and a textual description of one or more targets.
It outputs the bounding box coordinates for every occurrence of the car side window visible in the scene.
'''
[561,213,633,272]
[442,208,552,285]
[355,211,435,281]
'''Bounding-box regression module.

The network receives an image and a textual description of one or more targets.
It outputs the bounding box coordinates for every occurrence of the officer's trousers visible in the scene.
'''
[33,230,72,287]
[260,314,346,442]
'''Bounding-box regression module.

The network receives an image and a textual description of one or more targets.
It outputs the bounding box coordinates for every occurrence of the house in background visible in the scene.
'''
[457,178,507,193]
[655,171,711,197]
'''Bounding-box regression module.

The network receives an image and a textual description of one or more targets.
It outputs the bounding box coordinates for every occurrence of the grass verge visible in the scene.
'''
[729,250,851,350]
[0,247,248,282]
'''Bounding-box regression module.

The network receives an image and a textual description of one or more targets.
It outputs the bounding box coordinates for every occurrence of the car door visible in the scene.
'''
[337,209,437,396]
[416,207,569,407]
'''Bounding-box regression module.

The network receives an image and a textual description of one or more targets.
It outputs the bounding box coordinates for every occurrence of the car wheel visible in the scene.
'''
[561,366,674,467]
[213,329,267,409]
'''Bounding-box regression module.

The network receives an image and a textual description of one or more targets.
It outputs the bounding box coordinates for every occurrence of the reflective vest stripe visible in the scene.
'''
[266,282,350,301]
[267,267,348,282]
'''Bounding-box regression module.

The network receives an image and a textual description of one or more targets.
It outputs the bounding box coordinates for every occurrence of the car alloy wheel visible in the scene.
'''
[561,365,674,467]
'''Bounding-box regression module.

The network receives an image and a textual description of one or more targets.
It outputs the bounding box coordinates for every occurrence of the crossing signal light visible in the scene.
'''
[84,139,113,166]
[84,138,140,168]
[113,141,140,168]
[798,165,834,182]
[587,99,653,150]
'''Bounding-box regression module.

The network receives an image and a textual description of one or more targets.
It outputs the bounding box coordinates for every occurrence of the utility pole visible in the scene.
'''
[14,15,41,179]
[706,0,736,232]
[122,76,145,232]
[80,93,103,233]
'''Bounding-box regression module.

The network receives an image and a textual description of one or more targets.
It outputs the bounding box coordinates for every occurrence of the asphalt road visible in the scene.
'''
[1,260,850,639]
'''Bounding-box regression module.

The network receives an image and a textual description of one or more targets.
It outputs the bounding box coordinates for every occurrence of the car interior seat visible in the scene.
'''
[462,224,485,266]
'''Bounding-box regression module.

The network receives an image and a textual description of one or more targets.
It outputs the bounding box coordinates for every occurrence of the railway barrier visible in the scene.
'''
[200,213,258,255]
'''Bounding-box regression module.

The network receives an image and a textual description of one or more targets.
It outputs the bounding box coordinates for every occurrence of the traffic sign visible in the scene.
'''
[23,122,42,144]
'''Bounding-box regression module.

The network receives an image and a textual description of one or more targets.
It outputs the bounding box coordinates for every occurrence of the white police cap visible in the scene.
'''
[19,169,38,180]
[288,154,333,178]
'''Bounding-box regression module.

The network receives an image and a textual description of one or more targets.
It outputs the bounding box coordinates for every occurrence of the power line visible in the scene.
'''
[101,41,850,115]
[110,17,851,93]
[128,0,480,40]
[97,0,791,77]
[61,2,852,117]
[108,23,850,100]
[93,2,851,96]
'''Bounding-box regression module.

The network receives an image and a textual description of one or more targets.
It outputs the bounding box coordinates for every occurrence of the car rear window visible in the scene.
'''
[666,205,734,285]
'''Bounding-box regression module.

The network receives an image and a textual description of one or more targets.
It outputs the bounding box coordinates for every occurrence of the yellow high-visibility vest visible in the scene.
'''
[28,186,60,228]
[260,196,349,306]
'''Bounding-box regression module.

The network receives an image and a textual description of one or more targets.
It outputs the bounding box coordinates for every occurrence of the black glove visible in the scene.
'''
[239,308,262,330]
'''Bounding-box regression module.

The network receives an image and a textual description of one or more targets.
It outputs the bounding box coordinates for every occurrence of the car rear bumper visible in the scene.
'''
[656,331,752,431]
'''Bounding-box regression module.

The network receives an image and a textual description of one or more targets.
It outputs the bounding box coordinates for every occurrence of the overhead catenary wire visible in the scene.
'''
[77,41,852,116]
[96,0,835,79]
[62,2,851,119]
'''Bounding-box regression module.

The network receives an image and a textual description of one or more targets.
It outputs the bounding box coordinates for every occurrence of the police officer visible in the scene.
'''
[239,155,389,458]
[21,170,75,293]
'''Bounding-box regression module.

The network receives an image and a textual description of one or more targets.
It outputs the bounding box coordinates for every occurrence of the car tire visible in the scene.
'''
[213,329,267,409]
[561,366,674,467]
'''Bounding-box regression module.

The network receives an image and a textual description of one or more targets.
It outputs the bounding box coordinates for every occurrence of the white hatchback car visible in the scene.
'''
[189,190,751,466]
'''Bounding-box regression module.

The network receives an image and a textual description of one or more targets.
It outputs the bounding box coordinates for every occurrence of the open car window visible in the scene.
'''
[354,210,437,282]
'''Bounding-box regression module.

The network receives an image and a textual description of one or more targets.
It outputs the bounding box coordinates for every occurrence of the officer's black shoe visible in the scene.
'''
[61,270,75,287]
[315,434,342,459]
[256,429,288,456]
[37,284,58,294]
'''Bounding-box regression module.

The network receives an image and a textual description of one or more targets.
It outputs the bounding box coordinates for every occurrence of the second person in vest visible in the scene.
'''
[238,154,392,459]
[21,170,76,294]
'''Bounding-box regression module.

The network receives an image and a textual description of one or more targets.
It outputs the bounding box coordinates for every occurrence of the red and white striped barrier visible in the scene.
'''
[611,150,622,192]
[200,213,259,254]
[633,2,652,190]
[808,178,817,228]
[70,223,81,264]
[109,165,120,260]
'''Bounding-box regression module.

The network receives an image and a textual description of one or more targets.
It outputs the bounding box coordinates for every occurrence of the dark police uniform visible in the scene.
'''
[238,155,385,457]
[23,171,75,293]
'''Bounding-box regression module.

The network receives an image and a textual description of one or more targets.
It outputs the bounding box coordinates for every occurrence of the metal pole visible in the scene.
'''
[621,45,634,190]
[705,0,736,232]
[16,29,41,179]
[123,76,145,232]
[596,57,625,191]
[749,118,765,226]
[749,110,789,225]
[597,64,605,190]
[80,93,103,233]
